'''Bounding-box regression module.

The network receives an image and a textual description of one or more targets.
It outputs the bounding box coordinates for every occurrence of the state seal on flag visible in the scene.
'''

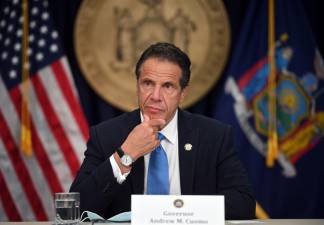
[226,38,324,177]
[74,0,230,111]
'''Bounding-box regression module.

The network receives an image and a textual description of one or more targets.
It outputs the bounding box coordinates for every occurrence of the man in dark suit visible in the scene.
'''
[70,42,255,220]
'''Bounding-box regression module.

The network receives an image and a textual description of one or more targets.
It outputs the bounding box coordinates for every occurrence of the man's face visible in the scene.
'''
[137,58,187,126]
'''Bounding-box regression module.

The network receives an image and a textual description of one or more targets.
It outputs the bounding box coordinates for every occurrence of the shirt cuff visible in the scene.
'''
[109,154,130,184]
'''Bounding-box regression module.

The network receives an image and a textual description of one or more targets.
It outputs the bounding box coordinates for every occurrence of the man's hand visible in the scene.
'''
[120,114,166,161]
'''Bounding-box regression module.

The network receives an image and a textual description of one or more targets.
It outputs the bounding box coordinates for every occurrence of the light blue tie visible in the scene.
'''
[147,133,169,194]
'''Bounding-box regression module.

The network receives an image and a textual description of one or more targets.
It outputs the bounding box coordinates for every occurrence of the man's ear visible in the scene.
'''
[180,86,188,103]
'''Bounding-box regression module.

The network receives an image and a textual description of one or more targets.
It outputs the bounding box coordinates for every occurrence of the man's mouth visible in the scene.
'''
[145,106,163,114]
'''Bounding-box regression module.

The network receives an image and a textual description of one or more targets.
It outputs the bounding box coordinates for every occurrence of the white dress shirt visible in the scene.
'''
[109,110,181,195]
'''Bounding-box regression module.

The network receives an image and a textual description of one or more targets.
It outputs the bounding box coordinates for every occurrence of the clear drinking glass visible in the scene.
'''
[54,192,80,225]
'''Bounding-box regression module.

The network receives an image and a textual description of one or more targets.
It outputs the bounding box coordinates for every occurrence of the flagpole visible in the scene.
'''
[21,0,32,156]
[266,0,278,167]
[256,202,269,219]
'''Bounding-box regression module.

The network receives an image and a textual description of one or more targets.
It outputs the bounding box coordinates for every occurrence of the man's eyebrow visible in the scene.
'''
[141,77,153,81]
[163,81,175,85]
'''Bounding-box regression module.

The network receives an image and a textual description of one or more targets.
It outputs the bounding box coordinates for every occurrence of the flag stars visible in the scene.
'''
[29,34,35,42]
[40,26,48,34]
[4,38,11,46]
[11,56,19,65]
[4,7,10,14]
[27,48,33,56]
[7,24,14,32]
[31,7,39,15]
[38,39,46,47]
[30,21,36,29]
[1,52,8,60]
[16,29,22,37]
[14,43,21,51]
[43,1,49,8]
[10,11,16,18]
[0,1,63,84]
[9,70,17,79]
[51,31,58,39]
[42,12,49,20]
[0,20,6,27]
[36,52,44,61]
[50,44,58,52]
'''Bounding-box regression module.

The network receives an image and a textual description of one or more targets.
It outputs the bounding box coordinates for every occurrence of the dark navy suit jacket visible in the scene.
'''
[70,109,255,219]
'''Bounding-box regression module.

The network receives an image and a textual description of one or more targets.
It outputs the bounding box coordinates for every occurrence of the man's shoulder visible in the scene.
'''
[180,110,230,131]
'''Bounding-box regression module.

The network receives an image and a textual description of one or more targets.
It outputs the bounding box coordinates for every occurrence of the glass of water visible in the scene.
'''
[54,192,80,225]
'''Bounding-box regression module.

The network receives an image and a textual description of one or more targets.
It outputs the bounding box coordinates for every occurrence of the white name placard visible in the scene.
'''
[131,195,224,225]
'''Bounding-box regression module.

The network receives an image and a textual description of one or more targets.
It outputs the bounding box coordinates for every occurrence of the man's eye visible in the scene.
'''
[164,83,173,89]
[143,80,152,86]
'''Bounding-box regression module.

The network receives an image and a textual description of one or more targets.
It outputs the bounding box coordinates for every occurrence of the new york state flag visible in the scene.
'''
[211,0,324,218]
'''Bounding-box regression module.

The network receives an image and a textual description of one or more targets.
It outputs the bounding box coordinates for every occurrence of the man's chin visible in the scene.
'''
[146,112,163,120]
[151,115,166,121]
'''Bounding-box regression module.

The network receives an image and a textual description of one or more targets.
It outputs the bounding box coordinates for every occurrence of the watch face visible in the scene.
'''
[121,155,133,166]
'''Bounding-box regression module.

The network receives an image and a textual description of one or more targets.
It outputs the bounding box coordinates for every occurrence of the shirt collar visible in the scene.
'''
[140,109,178,144]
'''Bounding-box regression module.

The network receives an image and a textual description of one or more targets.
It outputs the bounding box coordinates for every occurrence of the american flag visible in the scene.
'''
[0,0,88,221]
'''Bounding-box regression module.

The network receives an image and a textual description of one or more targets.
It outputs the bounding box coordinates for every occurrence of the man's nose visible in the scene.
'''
[150,86,162,101]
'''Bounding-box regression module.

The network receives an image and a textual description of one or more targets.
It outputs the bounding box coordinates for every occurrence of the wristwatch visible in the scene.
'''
[116,147,134,167]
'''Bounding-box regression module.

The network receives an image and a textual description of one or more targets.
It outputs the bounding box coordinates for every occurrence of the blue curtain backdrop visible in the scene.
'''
[48,0,324,218]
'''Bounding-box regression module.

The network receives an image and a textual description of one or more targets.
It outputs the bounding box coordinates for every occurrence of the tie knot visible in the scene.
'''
[157,132,165,141]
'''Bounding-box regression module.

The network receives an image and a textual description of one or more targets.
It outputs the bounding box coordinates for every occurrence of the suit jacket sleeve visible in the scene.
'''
[70,124,131,218]
[216,125,256,219]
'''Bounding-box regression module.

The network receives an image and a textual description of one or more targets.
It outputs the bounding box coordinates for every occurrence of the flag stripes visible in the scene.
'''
[32,72,80,177]
[0,0,88,220]
[51,59,88,141]
[0,169,21,221]
[0,110,47,220]
[0,57,87,220]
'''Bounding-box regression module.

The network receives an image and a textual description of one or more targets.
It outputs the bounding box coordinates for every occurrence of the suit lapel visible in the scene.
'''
[178,110,198,194]
[121,110,145,194]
